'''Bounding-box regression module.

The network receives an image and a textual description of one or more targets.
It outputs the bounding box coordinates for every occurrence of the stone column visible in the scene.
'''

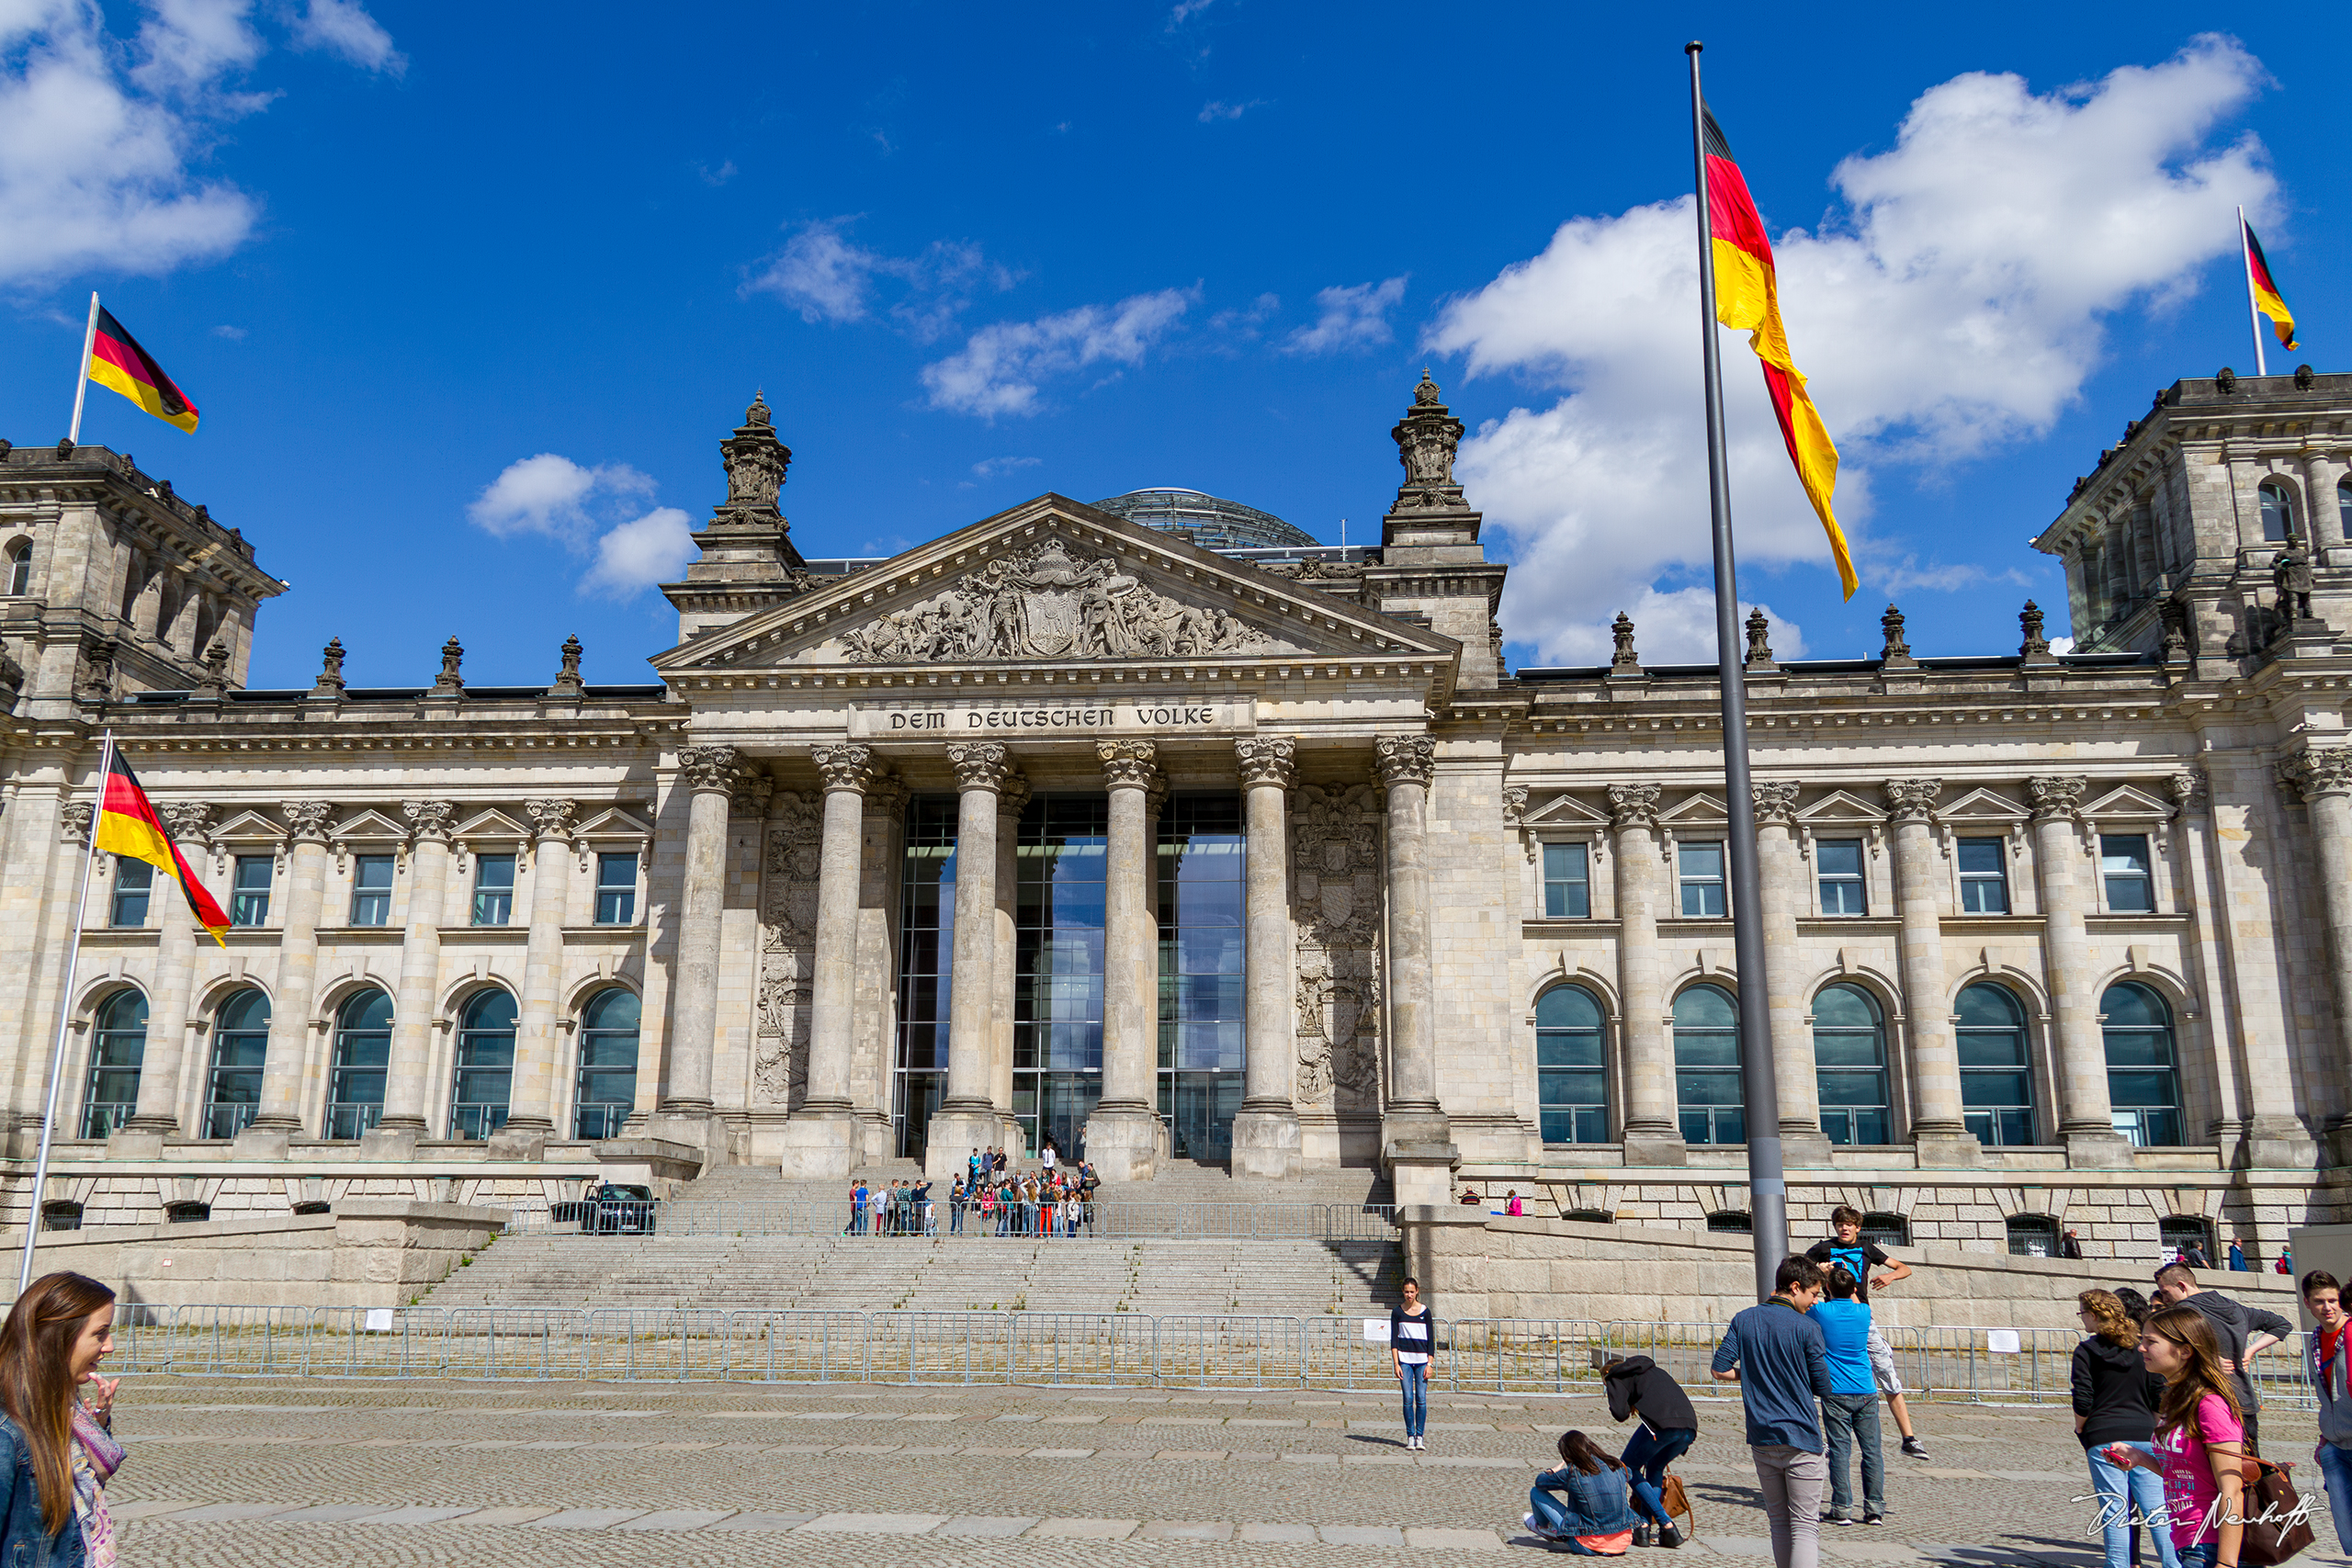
[1231,736,1300,1178]
[992,775,1031,1153]
[2282,750,2352,1159]
[235,801,333,1156]
[1374,735,1452,1203]
[1886,779,1977,1166]
[928,740,1013,1176]
[492,798,575,1156]
[2030,775,2130,1165]
[372,800,453,1155]
[781,743,872,1179]
[1085,739,1164,1182]
[850,775,905,1147]
[115,865,195,1155]
[1611,784,1683,1165]
[1752,784,1826,1164]
[659,745,737,1132]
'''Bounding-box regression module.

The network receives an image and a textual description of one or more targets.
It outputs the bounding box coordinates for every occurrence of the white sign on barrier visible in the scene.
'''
[1363,1319,1388,1343]
[363,1309,395,1333]
[1986,1329,2021,1354]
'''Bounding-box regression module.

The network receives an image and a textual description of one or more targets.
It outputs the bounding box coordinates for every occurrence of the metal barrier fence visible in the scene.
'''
[91,1307,2319,1406]
[503,1199,1399,1242]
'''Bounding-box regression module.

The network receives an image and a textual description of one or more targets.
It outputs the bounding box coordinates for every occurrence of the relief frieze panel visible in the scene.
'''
[1291,784,1384,1116]
[755,790,822,1109]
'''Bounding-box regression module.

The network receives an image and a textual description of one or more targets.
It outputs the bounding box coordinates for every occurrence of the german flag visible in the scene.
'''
[94,749,229,945]
[86,307,199,433]
[2243,219,2300,353]
[1702,105,1856,600]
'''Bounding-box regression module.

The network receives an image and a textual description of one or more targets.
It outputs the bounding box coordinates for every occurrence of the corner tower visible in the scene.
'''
[1361,374,1507,687]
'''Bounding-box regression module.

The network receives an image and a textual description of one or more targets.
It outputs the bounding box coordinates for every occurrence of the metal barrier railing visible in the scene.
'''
[503,1199,1398,1242]
[102,1306,2317,1406]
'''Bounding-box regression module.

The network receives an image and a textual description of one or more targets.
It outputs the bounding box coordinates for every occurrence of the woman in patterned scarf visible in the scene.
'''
[0,1270,122,1566]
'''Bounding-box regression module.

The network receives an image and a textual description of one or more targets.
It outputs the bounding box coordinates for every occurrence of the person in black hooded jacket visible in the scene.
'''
[2073,1289,2178,1568]
[1604,1354,1699,1548]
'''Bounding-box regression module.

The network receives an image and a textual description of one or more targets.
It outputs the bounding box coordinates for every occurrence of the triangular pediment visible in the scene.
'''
[2082,784,2175,822]
[650,494,1455,676]
[1521,793,1610,829]
[208,809,286,843]
[451,808,532,842]
[326,808,408,844]
[1937,786,2030,824]
[1657,792,1727,826]
[574,807,652,840]
[1796,789,1885,826]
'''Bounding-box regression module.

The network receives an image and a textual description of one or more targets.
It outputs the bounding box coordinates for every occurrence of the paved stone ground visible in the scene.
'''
[105,1377,2345,1567]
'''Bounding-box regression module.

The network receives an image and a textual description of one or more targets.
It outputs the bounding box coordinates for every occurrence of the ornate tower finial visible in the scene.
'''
[1744,606,1776,670]
[314,637,346,696]
[1609,611,1643,677]
[720,391,791,519]
[551,634,585,697]
[1879,603,1916,669]
[433,636,464,696]
[2019,599,2051,660]
[1391,370,1464,507]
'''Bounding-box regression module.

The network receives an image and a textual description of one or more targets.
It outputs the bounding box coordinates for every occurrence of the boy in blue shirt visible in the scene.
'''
[1811,1265,1884,1525]
[1713,1256,1835,1568]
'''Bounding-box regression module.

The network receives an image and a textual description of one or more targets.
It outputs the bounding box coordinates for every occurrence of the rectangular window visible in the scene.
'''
[1542,842,1590,919]
[230,855,272,926]
[1678,841,1725,918]
[349,854,394,926]
[2101,834,2153,912]
[110,860,153,928]
[595,852,639,925]
[1957,837,2009,914]
[471,852,515,926]
[1816,839,1866,916]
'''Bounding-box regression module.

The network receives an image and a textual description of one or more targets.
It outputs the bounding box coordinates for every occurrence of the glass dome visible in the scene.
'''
[1091,488,1320,550]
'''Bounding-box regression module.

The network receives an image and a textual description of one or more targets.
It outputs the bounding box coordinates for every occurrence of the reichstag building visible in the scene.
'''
[0,367,2347,1263]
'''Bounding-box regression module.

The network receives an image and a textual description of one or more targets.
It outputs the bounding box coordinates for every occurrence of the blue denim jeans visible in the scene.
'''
[2177,1543,2215,1568]
[1530,1487,1624,1552]
[1821,1392,1883,1515]
[2316,1441,2352,1561]
[2086,1441,2178,1568]
[1397,1360,1429,1438]
[1622,1425,1697,1526]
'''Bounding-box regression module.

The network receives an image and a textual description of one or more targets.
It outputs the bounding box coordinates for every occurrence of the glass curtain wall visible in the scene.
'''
[894,798,958,1160]
[1157,795,1244,1163]
[1014,796,1107,1159]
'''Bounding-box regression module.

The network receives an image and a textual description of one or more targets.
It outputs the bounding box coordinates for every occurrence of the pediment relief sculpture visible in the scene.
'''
[827,538,1297,664]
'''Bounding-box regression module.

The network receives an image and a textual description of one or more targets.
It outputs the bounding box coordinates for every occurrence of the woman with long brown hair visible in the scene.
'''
[2074,1290,2177,1568]
[0,1271,121,1567]
[2107,1303,2245,1568]
[1525,1428,1640,1554]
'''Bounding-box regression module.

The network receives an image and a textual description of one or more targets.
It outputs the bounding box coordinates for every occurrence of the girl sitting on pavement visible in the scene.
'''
[1526,1429,1639,1554]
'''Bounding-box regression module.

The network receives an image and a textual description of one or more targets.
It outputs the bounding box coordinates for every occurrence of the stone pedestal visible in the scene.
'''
[642,1108,721,1164]
[1080,1108,1164,1183]
[2238,1112,2319,1171]
[486,1123,548,1160]
[778,1111,861,1179]
[1386,1140,1460,1210]
[1916,1129,1986,1168]
[1621,1126,1690,1167]
[2063,1127,2136,1168]
[358,1124,419,1161]
[105,1126,165,1161]
[230,1123,290,1160]
[1230,1110,1303,1179]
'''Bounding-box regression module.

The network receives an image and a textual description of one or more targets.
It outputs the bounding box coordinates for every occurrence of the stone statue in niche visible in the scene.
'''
[835,537,1277,663]
[2276,536,2316,624]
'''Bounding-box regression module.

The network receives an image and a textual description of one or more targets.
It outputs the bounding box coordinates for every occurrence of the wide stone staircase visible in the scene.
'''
[423,1160,1399,1318]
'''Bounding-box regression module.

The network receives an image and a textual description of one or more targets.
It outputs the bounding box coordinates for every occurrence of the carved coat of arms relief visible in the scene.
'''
[1290,784,1385,1115]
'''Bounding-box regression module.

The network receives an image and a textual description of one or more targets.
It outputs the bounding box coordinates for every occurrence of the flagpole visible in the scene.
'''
[67,293,99,447]
[1686,41,1788,1303]
[2237,209,2267,379]
[18,732,112,1295]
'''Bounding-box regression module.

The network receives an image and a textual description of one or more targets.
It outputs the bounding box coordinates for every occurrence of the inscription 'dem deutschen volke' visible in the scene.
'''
[858,702,1241,736]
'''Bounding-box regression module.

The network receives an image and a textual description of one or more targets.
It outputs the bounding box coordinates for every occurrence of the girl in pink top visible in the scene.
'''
[2109,1304,2246,1568]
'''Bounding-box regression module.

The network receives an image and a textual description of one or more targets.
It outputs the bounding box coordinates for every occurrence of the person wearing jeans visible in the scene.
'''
[1811,1266,1884,1524]
[1604,1352,1698,1546]
[1391,1278,1435,1451]
[1713,1256,1836,1568]
[2074,1289,2177,1568]
[2301,1269,2352,1554]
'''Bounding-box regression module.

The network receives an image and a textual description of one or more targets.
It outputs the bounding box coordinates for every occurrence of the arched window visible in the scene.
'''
[1534,984,1608,1145]
[2159,1215,2213,1262]
[40,1201,82,1234]
[574,987,640,1141]
[2007,1213,2059,1257]
[1860,1212,1909,1247]
[205,988,269,1138]
[1563,1209,1613,1224]
[1813,984,1889,1145]
[450,988,516,1141]
[2103,981,2182,1146]
[2259,480,2296,543]
[79,990,146,1138]
[1705,1210,1752,1234]
[1957,983,2036,1146]
[2340,479,2351,539]
[325,989,391,1140]
[1673,984,1743,1145]
[4,540,28,597]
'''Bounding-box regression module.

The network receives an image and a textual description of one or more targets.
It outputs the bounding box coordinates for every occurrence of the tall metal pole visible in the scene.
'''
[67,292,98,446]
[1686,43,1788,1302]
[19,732,111,1294]
[2237,208,2267,378]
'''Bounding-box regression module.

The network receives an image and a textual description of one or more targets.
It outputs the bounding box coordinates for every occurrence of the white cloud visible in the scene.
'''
[1167,0,1216,25]
[922,288,1196,419]
[743,219,1017,340]
[1283,276,1406,355]
[1430,36,2274,664]
[971,456,1042,479]
[210,322,244,339]
[2048,637,2075,656]
[288,0,404,76]
[1197,98,1263,122]
[694,158,736,186]
[467,454,655,544]
[131,0,266,105]
[581,507,695,598]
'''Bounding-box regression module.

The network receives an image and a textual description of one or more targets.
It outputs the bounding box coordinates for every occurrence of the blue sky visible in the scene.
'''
[2,2,2344,686]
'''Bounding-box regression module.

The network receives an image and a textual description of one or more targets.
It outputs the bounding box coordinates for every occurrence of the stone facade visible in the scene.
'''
[3,372,2352,1267]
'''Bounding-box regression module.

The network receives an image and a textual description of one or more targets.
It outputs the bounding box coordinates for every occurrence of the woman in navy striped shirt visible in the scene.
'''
[1392,1278,1436,1451]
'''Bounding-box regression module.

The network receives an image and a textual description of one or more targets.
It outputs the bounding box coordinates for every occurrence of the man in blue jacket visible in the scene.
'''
[1713,1255,1835,1568]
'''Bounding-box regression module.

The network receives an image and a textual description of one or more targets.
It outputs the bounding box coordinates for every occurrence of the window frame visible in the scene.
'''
[1812,983,1891,1146]
[1956,981,2039,1148]
[1815,838,1868,917]
[109,857,153,928]
[594,852,639,926]
[348,853,395,927]
[2258,479,2296,543]
[1677,840,1727,919]
[2098,832,2154,914]
[230,854,273,926]
[78,988,146,1139]
[1955,836,2010,914]
[2006,1213,2060,1258]
[325,988,392,1141]
[4,540,30,597]
[2102,979,2184,1148]
[470,852,516,927]
[1540,840,1591,920]
[573,987,641,1141]
[1672,982,1744,1145]
[450,987,517,1141]
[204,987,270,1139]
[2158,1215,2212,1260]
[1533,983,1610,1145]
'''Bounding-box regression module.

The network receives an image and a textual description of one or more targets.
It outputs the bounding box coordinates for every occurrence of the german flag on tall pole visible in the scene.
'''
[2239,209,2299,377]
[1699,97,1856,601]
[96,747,231,946]
[68,294,200,444]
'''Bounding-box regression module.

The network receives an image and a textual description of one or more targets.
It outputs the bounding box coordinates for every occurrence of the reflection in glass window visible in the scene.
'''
[1679,842,1726,918]
[1674,985,1742,1145]
[1957,983,2036,1146]
[2104,981,2182,1146]
[471,853,515,926]
[349,854,393,926]
[326,989,391,1140]
[2100,835,2152,912]
[205,989,270,1138]
[1535,985,1607,1144]
[231,855,272,925]
[110,860,153,928]
[1817,840,1866,915]
[80,990,147,1138]
[1814,984,1889,1145]
[574,988,640,1141]
[595,852,638,924]
[450,988,517,1140]
[2260,480,2295,543]
[1957,837,2009,913]
[1542,842,1590,919]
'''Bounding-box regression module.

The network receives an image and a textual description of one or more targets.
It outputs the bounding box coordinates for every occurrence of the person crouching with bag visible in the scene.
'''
[1526,1429,1640,1554]
[0,1271,122,1566]
[2106,1304,2245,1568]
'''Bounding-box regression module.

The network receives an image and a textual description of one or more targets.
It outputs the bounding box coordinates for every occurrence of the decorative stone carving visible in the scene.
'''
[1097,739,1159,791]
[2019,601,2052,660]
[313,637,346,696]
[995,773,1032,818]
[729,767,773,818]
[947,741,1013,792]
[1610,613,1641,675]
[76,638,115,703]
[526,798,578,840]
[677,745,740,793]
[1389,370,1466,510]
[2276,536,2315,623]
[2281,750,2352,801]
[432,637,464,696]
[1290,783,1383,1115]
[1374,735,1434,789]
[0,647,23,697]
[1879,604,1915,667]
[1883,779,1942,823]
[2168,771,2208,812]
[1500,785,1529,827]
[1751,782,1799,826]
[551,635,585,697]
[752,979,811,1110]
[1744,607,1776,670]
[283,800,334,842]
[836,536,1274,663]
[402,799,457,842]
[2159,599,2193,665]
[720,392,791,518]
[157,801,214,845]
[760,791,823,952]
[1607,783,1661,830]
[60,803,93,843]
[1235,736,1296,790]
[2028,774,2086,821]
[812,743,876,793]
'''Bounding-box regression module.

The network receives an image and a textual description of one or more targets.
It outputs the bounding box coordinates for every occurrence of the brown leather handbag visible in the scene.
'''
[2235,1456,2315,1566]
[1658,1472,1695,1539]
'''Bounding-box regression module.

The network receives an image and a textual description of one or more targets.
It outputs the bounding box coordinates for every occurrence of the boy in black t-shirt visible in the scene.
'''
[1805,1206,1928,1459]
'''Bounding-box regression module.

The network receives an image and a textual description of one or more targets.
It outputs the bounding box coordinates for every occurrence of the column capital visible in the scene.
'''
[2028,774,2087,822]
[1751,781,1799,826]
[1607,783,1661,830]
[60,802,92,844]
[156,800,216,844]
[678,744,740,793]
[526,797,578,841]
[282,800,334,844]
[866,771,909,816]
[401,799,458,843]
[1883,778,1943,824]
[2168,769,2209,814]
[2281,749,2352,801]
[995,773,1032,818]
[1374,734,1434,789]
[729,765,774,818]
[811,742,877,795]
[1097,739,1159,791]
[1235,736,1296,790]
[948,740,1015,792]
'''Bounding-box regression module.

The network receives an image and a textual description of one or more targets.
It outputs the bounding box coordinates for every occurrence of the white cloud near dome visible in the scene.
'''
[744,219,1019,342]
[469,454,686,599]
[1428,35,2275,665]
[288,0,406,77]
[581,508,695,599]
[922,287,1198,419]
[1283,276,1407,355]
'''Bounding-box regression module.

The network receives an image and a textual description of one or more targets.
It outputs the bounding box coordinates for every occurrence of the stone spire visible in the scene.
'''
[1388,368,1469,514]
[718,391,792,524]
[1367,369,1508,688]
[662,389,812,641]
